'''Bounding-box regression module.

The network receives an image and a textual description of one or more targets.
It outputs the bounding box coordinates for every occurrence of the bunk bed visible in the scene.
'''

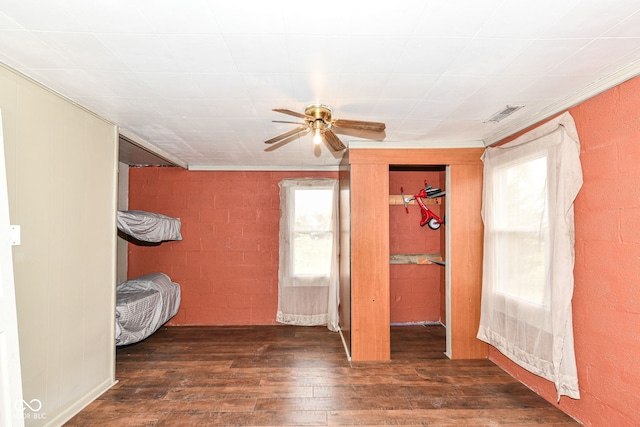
[117,209,182,242]
[115,272,181,346]
[115,210,182,346]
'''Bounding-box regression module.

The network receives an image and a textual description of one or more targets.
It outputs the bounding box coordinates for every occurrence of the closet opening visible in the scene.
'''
[389,164,448,357]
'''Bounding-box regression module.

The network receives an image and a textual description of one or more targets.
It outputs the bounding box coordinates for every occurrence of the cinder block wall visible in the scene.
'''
[127,168,337,325]
[489,75,640,426]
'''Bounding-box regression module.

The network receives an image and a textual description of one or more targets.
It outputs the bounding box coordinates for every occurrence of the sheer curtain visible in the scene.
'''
[276,178,339,332]
[477,112,583,400]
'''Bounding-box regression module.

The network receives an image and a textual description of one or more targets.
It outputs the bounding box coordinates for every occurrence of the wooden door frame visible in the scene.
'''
[348,148,487,361]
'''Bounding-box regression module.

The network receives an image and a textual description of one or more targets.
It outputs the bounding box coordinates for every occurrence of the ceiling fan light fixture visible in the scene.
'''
[265,104,385,152]
[311,119,324,145]
[312,128,323,145]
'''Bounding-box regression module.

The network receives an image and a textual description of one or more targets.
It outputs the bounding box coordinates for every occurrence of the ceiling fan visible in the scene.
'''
[264,104,386,151]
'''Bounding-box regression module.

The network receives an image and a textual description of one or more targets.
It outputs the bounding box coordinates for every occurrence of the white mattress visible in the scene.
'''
[117,210,182,242]
[115,272,181,346]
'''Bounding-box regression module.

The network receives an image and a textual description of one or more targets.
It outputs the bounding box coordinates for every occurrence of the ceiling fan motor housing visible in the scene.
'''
[305,104,333,123]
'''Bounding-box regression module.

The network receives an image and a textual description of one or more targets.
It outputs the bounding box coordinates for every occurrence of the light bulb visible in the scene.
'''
[312,128,323,145]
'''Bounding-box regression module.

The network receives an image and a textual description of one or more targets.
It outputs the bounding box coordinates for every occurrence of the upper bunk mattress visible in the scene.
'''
[117,210,182,242]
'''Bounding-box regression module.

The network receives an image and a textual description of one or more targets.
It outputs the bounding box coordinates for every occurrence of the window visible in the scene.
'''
[290,187,334,279]
[477,112,583,400]
[276,178,340,331]
[493,154,549,308]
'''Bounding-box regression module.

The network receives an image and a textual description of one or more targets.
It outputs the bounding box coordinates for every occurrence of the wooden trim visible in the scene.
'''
[349,148,485,165]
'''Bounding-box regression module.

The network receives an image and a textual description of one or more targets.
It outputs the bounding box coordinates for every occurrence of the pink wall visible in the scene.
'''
[389,171,443,323]
[127,168,337,326]
[489,76,640,426]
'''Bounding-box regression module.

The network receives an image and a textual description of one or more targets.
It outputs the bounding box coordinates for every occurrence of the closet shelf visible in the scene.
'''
[389,195,441,205]
[390,253,445,265]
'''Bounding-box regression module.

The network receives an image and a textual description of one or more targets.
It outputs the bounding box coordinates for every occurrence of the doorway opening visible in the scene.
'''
[389,165,448,357]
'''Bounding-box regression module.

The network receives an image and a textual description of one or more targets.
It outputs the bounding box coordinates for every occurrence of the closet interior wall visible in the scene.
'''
[389,169,445,325]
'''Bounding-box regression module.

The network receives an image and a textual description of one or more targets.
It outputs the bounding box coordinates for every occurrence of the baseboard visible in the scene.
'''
[44,378,117,427]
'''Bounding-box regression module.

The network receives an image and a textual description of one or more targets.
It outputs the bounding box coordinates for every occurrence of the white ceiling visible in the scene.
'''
[2,0,640,170]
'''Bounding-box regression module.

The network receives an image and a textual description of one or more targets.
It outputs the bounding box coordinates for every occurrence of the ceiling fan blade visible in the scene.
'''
[323,129,346,151]
[264,125,308,145]
[333,119,386,132]
[272,120,306,125]
[336,126,387,141]
[273,108,314,121]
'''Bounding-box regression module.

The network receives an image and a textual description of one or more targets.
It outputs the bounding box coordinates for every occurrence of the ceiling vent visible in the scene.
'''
[483,105,524,123]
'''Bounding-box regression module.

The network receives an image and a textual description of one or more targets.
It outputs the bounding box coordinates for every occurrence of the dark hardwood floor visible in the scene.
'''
[66,325,580,426]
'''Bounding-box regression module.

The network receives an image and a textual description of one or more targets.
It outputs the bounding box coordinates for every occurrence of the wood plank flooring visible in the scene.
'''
[66,325,580,426]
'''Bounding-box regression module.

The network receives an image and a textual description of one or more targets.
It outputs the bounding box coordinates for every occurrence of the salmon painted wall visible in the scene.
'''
[127,168,338,326]
[389,171,443,324]
[489,76,640,426]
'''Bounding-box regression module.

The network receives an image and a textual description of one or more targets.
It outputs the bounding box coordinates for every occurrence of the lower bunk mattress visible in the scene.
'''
[115,272,181,346]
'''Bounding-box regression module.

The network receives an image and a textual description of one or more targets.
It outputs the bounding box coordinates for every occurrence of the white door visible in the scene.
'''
[0,110,25,426]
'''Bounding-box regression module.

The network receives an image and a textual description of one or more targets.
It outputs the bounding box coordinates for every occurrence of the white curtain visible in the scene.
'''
[276,178,340,332]
[477,112,582,400]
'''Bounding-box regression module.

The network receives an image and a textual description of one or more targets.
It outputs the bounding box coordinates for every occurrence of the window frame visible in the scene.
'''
[278,178,339,289]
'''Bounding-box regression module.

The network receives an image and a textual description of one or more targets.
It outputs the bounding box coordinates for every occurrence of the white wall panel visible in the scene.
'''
[0,63,117,426]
